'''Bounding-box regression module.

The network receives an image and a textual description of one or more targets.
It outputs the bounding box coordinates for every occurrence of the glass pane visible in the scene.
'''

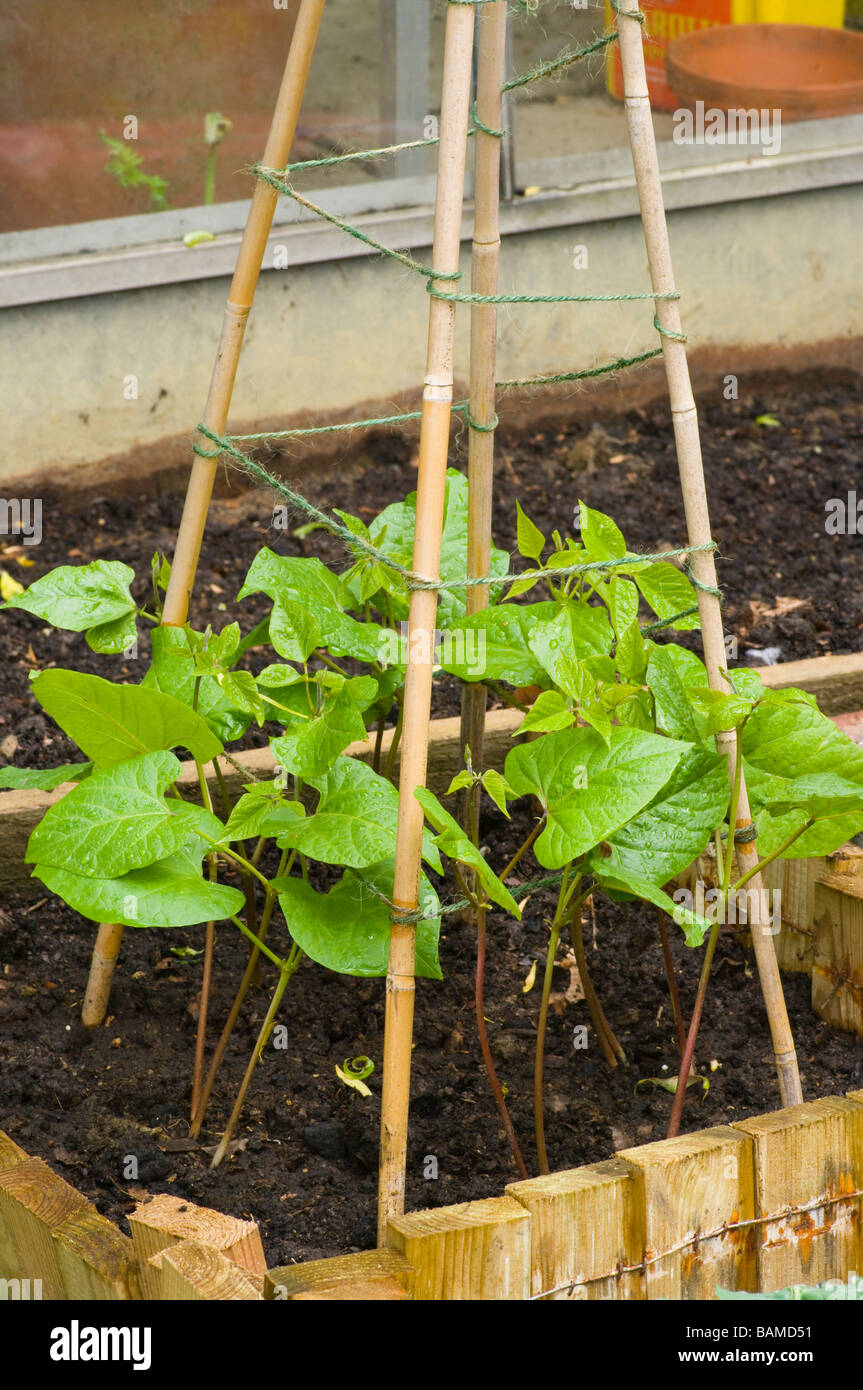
[509,0,860,185]
[0,0,439,235]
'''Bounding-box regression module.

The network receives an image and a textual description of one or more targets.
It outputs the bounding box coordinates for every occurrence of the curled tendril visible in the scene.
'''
[343,1055,375,1081]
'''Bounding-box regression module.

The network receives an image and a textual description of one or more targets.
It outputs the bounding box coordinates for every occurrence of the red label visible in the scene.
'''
[607,1,735,110]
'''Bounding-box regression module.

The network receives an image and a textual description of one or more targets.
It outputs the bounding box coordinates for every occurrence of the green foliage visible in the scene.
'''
[99,131,170,212]
[5,487,862,1024]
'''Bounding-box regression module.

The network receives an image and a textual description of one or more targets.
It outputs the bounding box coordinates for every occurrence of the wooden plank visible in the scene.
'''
[763,857,820,974]
[150,1241,263,1300]
[757,652,863,714]
[733,1096,863,1292]
[387,1195,530,1301]
[0,1156,89,1298]
[128,1194,266,1299]
[507,1158,641,1300]
[0,1133,27,1169]
[618,1126,757,1299]
[53,1205,138,1301]
[812,878,863,1035]
[290,1278,410,1300]
[265,1248,413,1300]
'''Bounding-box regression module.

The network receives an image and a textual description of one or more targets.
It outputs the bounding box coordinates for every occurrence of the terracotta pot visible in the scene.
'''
[666,23,863,121]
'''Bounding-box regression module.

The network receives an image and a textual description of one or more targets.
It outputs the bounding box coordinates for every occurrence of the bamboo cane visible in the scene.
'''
[377,1,477,1246]
[81,1,327,1029]
[162,0,327,627]
[459,0,507,784]
[615,3,802,1107]
[81,921,124,1028]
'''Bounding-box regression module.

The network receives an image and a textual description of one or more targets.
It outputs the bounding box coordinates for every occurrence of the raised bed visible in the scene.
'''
[2,1090,862,1300]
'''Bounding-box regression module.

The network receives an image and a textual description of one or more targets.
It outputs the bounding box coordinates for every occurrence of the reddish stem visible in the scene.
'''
[476,903,529,1180]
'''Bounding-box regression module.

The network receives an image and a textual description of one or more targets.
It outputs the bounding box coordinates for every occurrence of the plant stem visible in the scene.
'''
[475,902,529,1179]
[384,698,404,781]
[190,857,289,1137]
[570,902,625,1067]
[533,866,573,1174]
[657,908,687,1057]
[190,754,217,1121]
[499,819,543,885]
[204,145,217,206]
[372,714,387,775]
[210,953,298,1168]
[666,914,722,1138]
[730,820,813,894]
[722,737,743,892]
[534,915,561,1176]
[190,920,215,1122]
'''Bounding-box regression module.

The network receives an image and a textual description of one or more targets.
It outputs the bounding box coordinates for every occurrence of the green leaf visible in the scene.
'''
[143,627,252,744]
[2,560,136,631]
[702,696,754,736]
[445,769,475,796]
[276,860,443,979]
[578,503,626,562]
[751,806,863,860]
[219,788,298,844]
[482,769,514,817]
[633,562,700,631]
[440,603,557,685]
[646,644,709,743]
[274,756,442,874]
[520,690,575,734]
[743,700,863,783]
[605,576,640,637]
[0,762,92,791]
[270,683,369,781]
[371,471,509,626]
[505,726,686,870]
[593,747,729,888]
[415,787,521,916]
[34,835,245,929]
[527,604,614,689]
[31,669,224,767]
[26,751,192,878]
[85,611,138,656]
[516,501,546,562]
[598,872,712,948]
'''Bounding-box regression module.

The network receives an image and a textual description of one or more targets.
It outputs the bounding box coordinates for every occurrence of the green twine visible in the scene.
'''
[225,403,497,445]
[468,412,499,433]
[503,32,618,92]
[254,165,461,283]
[285,135,439,174]
[428,287,680,306]
[195,421,718,598]
[653,313,688,342]
[610,0,646,22]
[471,101,506,140]
[498,345,664,389]
[231,408,437,444]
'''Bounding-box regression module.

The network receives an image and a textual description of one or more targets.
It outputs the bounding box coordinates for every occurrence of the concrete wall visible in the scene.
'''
[3,180,863,486]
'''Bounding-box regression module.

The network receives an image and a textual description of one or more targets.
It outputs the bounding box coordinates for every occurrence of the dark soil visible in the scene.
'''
[1,368,862,1266]
[2,366,862,770]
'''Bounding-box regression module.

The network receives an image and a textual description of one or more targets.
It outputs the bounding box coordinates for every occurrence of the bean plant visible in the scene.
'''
[3,480,862,1173]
